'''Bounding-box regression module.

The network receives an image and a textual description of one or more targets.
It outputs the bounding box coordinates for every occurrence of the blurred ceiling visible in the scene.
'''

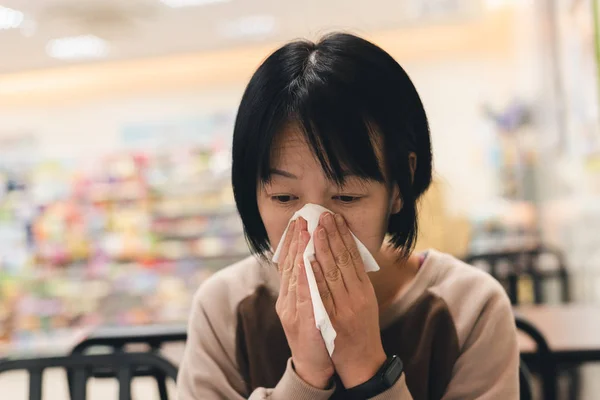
[0,0,486,74]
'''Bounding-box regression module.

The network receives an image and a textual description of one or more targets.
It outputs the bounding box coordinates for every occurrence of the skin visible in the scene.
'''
[258,124,421,389]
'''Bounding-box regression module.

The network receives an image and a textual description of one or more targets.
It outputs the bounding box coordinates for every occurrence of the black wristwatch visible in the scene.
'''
[344,355,404,399]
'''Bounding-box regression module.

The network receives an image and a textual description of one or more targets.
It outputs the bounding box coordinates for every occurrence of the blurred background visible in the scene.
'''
[0,0,599,399]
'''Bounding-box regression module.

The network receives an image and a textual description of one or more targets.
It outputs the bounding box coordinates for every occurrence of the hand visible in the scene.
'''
[312,213,387,388]
[275,217,335,389]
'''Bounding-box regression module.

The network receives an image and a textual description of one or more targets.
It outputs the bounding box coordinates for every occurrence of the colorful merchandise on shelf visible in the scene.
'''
[0,124,249,356]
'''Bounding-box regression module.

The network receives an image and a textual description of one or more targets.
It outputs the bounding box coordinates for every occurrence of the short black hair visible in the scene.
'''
[232,32,432,258]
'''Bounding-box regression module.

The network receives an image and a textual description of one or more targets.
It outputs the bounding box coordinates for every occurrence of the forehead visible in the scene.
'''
[269,122,386,173]
[269,125,315,167]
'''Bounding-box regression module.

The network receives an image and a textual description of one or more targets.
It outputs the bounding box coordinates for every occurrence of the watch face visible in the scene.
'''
[383,356,403,386]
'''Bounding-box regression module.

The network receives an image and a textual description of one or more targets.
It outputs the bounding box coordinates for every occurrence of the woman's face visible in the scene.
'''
[257,124,402,256]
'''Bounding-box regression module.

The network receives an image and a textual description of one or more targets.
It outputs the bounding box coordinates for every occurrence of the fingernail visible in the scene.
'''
[317,228,326,239]
[323,212,334,225]
[334,214,344,227]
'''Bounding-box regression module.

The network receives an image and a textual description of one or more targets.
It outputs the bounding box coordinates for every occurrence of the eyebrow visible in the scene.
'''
[269,169,298,179]
[269,168,366,182]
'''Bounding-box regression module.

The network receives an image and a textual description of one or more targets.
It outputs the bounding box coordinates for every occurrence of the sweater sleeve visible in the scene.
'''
[177,276,335,400]
[369,276,518,400]
[176,282,247,400]
[250,359,336,400]
[440,286,520,399]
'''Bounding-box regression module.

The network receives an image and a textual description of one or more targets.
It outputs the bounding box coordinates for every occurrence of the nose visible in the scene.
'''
[295,199,343,220]
[294,184,342,215]
[297,199,332,212]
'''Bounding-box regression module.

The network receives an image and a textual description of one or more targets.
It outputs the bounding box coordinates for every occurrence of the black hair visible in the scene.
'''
[232,32,432,258]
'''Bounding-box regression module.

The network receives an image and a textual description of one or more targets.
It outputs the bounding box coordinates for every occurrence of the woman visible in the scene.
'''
[178,33,518,399]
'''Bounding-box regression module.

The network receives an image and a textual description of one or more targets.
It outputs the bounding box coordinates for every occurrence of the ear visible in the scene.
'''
[408,152,417,184]
[390,153,417,215]
[391,152,417,214]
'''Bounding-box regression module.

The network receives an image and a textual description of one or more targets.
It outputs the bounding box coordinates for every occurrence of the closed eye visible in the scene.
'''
[271,195,298,204]
[333,195,361,203]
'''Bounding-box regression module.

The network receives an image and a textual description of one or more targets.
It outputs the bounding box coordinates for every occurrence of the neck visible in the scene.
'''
[370,245,421,312]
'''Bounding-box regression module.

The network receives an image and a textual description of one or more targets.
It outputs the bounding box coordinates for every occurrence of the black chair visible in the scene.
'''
[0,352,178,400]
[520,359,534,400]
[68,324,187,400]
[466,246,571,305]
[469,247,580,398]
[516,315,557,400]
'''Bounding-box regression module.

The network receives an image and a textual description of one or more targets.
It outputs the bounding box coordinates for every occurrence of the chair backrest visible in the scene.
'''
[515,315,556,400]
[0,352,178,400]
[466,246,570,305]
[519,359,534,400]
[71,325,188,354]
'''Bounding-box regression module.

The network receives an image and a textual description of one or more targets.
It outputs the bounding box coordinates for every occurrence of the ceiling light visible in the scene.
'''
[160,0,230,8]
[219,15,275,38]
[0,6,24,30]
[46,35,109,60]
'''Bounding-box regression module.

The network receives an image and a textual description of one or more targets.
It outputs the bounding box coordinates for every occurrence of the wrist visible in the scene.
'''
[339,350,387,389]
[292,360,333,390]
[345,355,404,399]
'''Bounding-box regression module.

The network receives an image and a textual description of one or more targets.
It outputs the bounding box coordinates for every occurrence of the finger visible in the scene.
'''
[333,214,367,282]
[314,216,348,303]
[311,260,334,315]
[296,245,314,312]
[296,216,307,233]
[292,217,308,291]
[279,222,300,298]
[277,220,297,273]
[288,228,309,306]
[321,212,361,290]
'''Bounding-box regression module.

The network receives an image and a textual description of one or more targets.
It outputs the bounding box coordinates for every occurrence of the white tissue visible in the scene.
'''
[272,203,380,356]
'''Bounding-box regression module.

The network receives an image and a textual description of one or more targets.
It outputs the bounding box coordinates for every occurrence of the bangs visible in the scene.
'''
[257,79,386,186]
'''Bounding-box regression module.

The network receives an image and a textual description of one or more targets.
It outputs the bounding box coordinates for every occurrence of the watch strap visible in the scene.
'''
[344,355,403,399]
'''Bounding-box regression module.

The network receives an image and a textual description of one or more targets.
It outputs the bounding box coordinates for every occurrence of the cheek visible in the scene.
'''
[341,203,389,255]
[257,197,294,251]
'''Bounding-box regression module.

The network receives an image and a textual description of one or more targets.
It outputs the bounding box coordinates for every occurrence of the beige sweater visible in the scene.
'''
[177,249,519,399]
